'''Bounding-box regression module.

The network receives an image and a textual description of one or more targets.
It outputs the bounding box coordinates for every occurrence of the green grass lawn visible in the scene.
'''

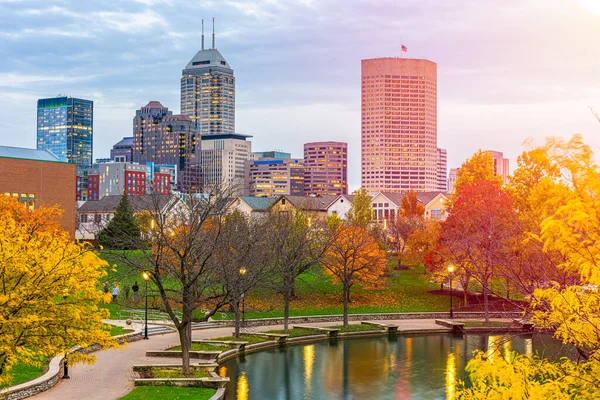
[145,368,208,379]
[6,362,46,387]
[109,325,134,336]
[212,264,461,320]
[119,387,215,400]
[99,250,461,321]
[168,343,230,351]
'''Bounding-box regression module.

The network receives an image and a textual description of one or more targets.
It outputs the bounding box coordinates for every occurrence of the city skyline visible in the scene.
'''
[1,0,599,190]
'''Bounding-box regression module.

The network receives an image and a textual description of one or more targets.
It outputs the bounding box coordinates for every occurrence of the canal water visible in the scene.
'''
[218,333,571,400]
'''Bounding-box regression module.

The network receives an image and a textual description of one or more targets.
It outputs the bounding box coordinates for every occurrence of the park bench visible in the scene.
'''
[360,321,399,333]
[193,340,248,351]
[434,319,464,334]
[292,325,340,338]
[243,332,289,345]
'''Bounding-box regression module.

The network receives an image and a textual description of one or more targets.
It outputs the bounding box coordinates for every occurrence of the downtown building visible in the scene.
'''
[361,58,438,193]
[436,148,448,191]
[110,137,134,162]
[487,150,510,183]
[37,96,94,169]
[201,134,252,195]
[132,101,200,193]
[304,141,348,196]
[244,157,305,197]
[181,19,235,135]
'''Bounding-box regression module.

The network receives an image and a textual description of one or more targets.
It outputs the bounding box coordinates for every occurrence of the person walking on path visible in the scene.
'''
[111,284,120,303]
[132,282,139,304]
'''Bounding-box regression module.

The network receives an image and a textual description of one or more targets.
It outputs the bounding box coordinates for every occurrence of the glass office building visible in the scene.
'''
[37,96,94,168]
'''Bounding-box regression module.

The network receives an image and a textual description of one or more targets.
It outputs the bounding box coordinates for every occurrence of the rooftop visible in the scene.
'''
[78,194,179,213]
[0,145,63,163]
[183,48,232,71]
[237,196,278,211]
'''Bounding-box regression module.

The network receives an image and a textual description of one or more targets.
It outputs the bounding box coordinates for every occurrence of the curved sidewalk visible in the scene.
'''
[33,319,448,400]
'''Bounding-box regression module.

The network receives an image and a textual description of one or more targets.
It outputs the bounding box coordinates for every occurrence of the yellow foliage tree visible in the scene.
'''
[451,150,502,198]
[322,223,387,327]
[0,197,116,386]
[456,135,600,398]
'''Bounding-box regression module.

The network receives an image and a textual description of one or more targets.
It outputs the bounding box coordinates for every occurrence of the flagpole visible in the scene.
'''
[401,36,403,58]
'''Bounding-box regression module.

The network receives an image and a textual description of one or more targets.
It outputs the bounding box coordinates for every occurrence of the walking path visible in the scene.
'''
[33,318,456,400]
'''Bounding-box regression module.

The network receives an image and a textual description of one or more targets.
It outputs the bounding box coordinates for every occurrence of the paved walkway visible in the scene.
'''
[33,319,451,400]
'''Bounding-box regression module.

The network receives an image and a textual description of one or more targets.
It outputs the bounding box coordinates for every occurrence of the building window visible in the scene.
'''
[81,214,88,223]
[431,209,442,219]
[94,214,101,223]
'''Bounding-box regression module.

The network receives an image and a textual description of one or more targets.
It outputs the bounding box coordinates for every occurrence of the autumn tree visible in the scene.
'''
[456,135,600,397]
[347,188,373,228]
[98,190,141,250]
[322,222,387,327]
[387,191,425,269]
[440,180,518,321]
[114,190,236,375]
[268,211,330,332]
[0,197,116,386]
[213,212,275,338]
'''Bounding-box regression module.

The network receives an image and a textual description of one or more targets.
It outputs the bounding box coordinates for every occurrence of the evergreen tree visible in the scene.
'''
[98,191,141,249]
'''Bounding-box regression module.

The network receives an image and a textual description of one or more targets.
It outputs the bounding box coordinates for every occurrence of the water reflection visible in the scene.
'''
[220,333,568,400]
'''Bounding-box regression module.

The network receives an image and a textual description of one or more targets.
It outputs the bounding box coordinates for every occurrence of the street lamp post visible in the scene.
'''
[239,267,247,327]
[62,352,70,379]
[142,271,150,339]
[447,265,455,319]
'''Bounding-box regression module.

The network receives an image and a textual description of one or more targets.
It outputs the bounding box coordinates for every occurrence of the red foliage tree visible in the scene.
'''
[439,180,519,321]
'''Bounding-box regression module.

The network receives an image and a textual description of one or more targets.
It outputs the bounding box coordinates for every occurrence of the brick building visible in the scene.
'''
[0,145,76,236]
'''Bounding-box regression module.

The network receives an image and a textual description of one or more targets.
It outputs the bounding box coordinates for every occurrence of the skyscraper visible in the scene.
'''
[436,148,447,192]
[110,137,134,162]
[181,18,235,135]
[37,96,93,168]
[361,58,437,193]
[304,141,348,196]
[245,157,305,197]
[132,101,200,193]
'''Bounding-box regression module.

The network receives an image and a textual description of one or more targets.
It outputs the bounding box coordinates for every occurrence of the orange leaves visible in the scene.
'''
[322,223,387,288]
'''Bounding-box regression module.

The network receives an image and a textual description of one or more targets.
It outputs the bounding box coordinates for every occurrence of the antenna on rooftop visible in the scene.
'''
[201,18,205,50]
[212,17,215,49]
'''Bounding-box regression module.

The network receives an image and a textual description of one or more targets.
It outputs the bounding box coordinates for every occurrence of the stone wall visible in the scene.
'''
[219,311,523,327]
[1,329,143,400]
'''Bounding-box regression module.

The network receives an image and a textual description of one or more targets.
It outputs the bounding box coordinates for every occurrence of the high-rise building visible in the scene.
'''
[253,151,292,159]
[244,158,305,197]
[448,167,460,192]
[201,133,252,195]
[181,18,235,135]
[110,137,134,162]
[487,150,510,183]
[304,141,348,196]
[37,96,93,168]
[132,101,200,193]
[436,148,447,192]
[86,162,172,200]
[361,58,437,193]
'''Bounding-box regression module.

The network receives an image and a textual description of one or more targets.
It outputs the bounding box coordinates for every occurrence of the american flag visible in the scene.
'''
[401,45,408,52]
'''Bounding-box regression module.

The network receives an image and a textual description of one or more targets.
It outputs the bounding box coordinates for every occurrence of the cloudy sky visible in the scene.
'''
[1,0,599,189]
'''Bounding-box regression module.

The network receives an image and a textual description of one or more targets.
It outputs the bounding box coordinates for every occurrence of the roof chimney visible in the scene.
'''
[212,17,215,49]
[201,18,204,50]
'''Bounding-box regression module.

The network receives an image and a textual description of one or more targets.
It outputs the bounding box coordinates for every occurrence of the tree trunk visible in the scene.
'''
[178,323,191,376]
[234,298,241,339]
[283,288,291,333]
[343,282,349,328]
[483,276,490,323]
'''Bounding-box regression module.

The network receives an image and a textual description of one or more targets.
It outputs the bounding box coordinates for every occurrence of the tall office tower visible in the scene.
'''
[245,158,305,197]
[304,141,348,196]
[132,101,200,193]
[181,18,235,135]
[448,168,460,192]
[37,96,94,168]
[110,137,134,162]
[487,150,510,183]
[361,58,437,193]
[201,134,252,195]
[436,148,447,191]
